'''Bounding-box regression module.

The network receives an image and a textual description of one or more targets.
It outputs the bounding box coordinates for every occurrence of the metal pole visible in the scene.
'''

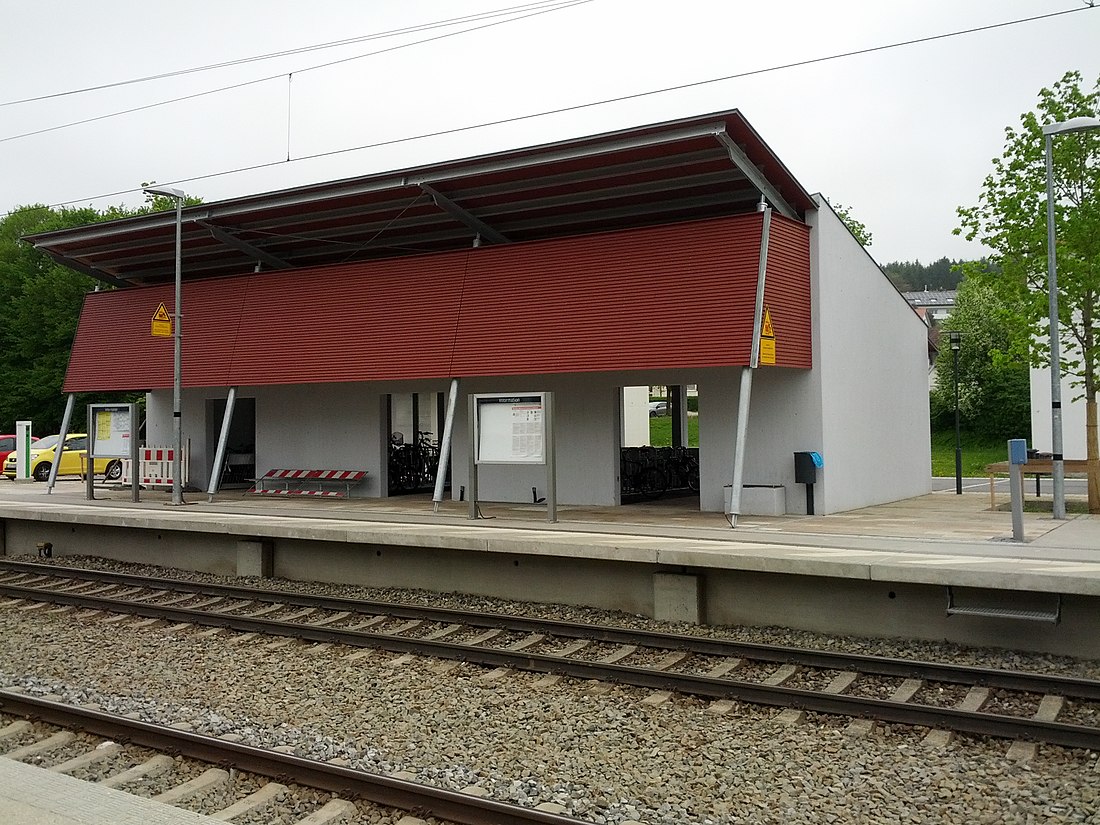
[953,341,962,495]
[467,395,479,519]
[1009,462,1025,542]
[172,194,184,506]
[432,379,460,512]
[46,394,76,494]
[728,202,772,526]
[545,392,556,524]
[1044,133,1065,520]
[207,387,238,499]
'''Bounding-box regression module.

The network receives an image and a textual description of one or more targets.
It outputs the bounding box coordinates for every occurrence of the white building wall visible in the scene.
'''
[621,386,651,447]
[1030,367,1088,458]
[696,368,820,513]
[808,197,932,512]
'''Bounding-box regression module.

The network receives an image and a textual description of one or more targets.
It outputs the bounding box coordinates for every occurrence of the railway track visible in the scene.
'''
[0,691,587,824]
[2,559,1099,752]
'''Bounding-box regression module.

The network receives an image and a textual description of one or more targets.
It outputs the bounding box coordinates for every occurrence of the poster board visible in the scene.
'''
[88,403,134,458]
[474,393,546,465]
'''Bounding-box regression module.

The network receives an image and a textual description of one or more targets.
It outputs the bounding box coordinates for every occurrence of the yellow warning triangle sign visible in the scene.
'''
[761,307,775,338]
[153,303,171,322]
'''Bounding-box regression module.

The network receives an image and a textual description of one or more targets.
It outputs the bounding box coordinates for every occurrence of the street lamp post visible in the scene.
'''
[949,330,962,495]
[1042,116,1100,520]
[143,185,186,506]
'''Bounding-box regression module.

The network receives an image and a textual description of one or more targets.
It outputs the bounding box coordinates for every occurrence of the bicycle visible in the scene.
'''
[620,445,668,500]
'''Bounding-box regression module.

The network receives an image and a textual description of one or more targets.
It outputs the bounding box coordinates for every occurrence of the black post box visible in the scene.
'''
[793,451,822,515]
[794,452,818,485]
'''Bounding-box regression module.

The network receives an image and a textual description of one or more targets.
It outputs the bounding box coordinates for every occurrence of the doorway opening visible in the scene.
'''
[206,397,256,487]
[620,385,699,503]
[386,392,448,495]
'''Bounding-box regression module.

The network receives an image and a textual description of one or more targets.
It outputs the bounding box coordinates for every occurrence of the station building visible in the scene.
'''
[29,109,931,516]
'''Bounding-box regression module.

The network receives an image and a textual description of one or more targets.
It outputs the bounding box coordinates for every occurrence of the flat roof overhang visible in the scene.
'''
[26,109,815,288]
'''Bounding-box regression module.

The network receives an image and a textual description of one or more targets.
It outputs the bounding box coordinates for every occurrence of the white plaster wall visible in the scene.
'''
[1030,366,1088,458]
[155,385,389,496]
[809,198,932,512]
[622,386,651,447]
[145,390,171,448]
[697,368,820,513]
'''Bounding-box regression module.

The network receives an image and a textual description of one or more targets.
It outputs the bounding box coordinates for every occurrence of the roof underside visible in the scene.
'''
[27,109,816,287]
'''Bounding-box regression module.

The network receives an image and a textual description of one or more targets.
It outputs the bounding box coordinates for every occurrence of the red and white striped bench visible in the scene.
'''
[249,469,367,498]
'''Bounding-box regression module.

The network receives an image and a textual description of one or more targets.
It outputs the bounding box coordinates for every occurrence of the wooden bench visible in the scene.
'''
[984,459,1089,509]
[249,469,367,499]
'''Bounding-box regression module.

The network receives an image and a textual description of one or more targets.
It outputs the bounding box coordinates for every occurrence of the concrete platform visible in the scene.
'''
[1,479,1099,657]
[0,756,218,824]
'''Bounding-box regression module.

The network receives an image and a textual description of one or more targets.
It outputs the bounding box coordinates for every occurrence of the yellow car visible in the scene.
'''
[1,433,121,482]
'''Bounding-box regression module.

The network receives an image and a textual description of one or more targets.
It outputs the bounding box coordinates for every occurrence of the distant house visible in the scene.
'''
[902,289,957,326]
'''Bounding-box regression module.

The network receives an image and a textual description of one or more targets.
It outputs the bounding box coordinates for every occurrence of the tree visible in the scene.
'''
[881,258,966,292]
[956,70,1100,511]
[0,193,201,434]
[832,202,873,247]
[930,277,1031,442]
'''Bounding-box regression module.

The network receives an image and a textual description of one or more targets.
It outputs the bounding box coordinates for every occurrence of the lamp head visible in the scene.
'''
[948,330,961,351]
[143,185,186,199]
[1042,116,1100,137]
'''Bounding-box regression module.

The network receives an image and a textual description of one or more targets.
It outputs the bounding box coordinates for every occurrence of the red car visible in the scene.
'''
[0,433,39,472]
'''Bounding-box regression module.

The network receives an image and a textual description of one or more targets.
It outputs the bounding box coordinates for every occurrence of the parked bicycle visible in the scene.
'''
[388,431,440,494]
[620,446,668,500]
[666,446,700,492]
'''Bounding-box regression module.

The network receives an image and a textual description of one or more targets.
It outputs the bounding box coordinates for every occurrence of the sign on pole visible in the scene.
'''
[87,403,140,502]
[469,392,556,522]
[759,307,776,365]
[152,302,172,337]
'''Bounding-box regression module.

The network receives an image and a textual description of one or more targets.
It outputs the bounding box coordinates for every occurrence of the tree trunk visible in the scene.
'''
[1089,399,1100,514]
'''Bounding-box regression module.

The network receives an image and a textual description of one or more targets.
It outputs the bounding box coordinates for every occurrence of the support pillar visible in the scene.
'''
[236,539,273,578]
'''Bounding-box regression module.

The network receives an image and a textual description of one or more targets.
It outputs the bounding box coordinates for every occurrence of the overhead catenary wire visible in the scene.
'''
[0,0,591,146]
[0,0,580,109]
[2,3,1094,220]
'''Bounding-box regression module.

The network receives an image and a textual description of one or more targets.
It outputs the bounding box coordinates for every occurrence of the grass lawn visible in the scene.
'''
[647,423,1008,476]
[930,430,1013,476]
[650,415,699,447]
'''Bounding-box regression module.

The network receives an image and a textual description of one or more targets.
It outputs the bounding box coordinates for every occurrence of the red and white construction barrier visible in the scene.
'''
[121,445,190,489]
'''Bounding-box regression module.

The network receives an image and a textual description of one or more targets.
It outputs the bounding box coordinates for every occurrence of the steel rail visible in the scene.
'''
[0,690,586,825]
[3,582,1100,750]
[3,559,1099,700]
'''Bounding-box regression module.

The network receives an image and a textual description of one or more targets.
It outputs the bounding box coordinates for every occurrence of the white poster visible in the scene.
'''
[475,393,546,464]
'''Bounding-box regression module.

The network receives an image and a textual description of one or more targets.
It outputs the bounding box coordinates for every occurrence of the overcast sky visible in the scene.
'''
[2,0,1098,266]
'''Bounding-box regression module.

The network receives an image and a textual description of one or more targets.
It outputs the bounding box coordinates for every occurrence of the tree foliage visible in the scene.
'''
[956,70,1100,507]
[831,202,873,247]
[881,257,966,292]
[930,277,1031,441]
[0,193,200,433]
[956,70,1100,394]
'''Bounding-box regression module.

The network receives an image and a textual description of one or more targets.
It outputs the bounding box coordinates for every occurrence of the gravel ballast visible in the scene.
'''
[1,555,1098,824]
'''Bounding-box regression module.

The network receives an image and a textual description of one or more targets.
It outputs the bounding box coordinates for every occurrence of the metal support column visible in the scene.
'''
[467,395,479,519]
[46,394,76,494]
[728,202,772,526]
[206,387,238,499]
[433,379,460,512]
